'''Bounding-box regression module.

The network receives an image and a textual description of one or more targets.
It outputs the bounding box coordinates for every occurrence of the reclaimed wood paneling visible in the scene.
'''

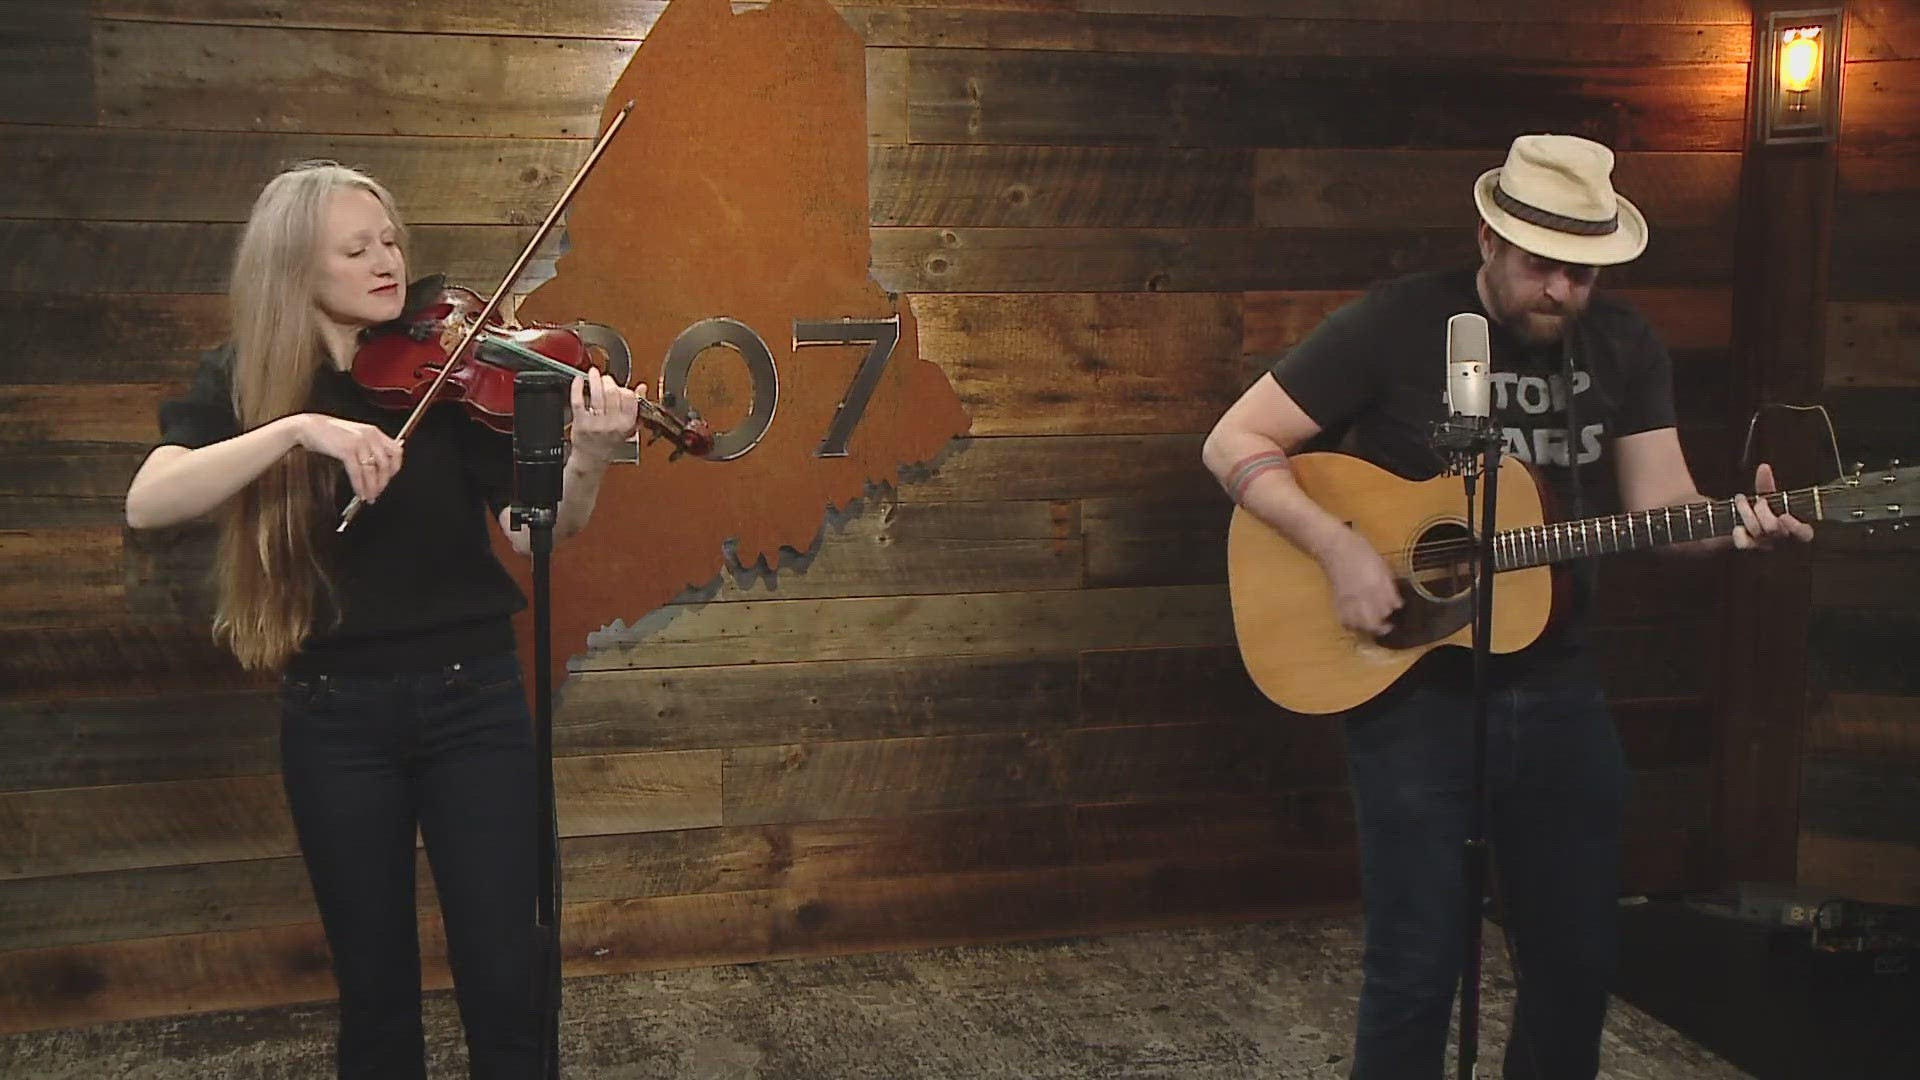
[0,620,263,698]
[1847,0,1920,62]
[93,0,668,37]
[3,795,1358,953]
[1255,150,1740,230]
[1798,834,1920,906]
[897,48,1746,150]
[1796,15,1920,907]
[90,21,632,138]
[870,145,1251,227]
[0,750,721,882]
[1830,194,1920,301]
[1595,620,1719,703]
[1244,288,1734,360]
[0,385,164,445]
[1825,301,1920,387]
[913,292,1248,434]
[0,3,93,127]
[0,799,1702,1031]
[0,294,228,385]
[1806,692,1920,754]
[847,10,1747,62]
[1839,59,1920,153]
[0,527,125,629]
[0,0,1760,1034]
[1811,557,1920,614]
[557,652,1078,754]
[689,500,1084,601]
[0,850,1362,1035]
[1054,721,1345,802]
[866,46,909,142]
[871,225,1735,294]
[107,501,1085,625]
[897,433,1211,503]
[0,653,1078,791]
[576,585,1237,672]
[869,148,1741,231]
[1078,0,1749,22]
[1839,146,1920,196]
[0,126,589,224]
[1082,499,1232,588]
[1810,611,1920,696]
[0,221,544,295]
[723,733,1060,825]
[0,446,148,529]
[1815,388,1920,471]
[0,688,278,792]
[1799,752,1920,844]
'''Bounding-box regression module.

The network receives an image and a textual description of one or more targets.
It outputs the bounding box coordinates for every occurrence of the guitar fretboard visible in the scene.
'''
[1492,488,1813,571]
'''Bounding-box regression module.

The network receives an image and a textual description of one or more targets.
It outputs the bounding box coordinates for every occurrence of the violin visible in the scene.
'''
[350,283,714,454]
[338,100,691,532]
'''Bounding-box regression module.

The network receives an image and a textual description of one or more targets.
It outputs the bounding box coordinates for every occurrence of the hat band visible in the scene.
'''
[1492,182,1619,237]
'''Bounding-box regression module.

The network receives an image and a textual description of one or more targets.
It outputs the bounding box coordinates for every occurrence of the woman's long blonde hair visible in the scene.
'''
[213,162,407,671]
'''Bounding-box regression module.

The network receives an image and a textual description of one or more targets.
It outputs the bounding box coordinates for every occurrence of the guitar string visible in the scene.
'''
[1379,486,1816,569]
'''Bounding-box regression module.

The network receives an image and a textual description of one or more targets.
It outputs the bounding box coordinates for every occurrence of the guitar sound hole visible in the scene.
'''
[1408,521,1474,603]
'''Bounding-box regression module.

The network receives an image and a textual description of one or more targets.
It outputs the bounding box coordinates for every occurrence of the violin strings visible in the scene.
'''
[480,331,681,430]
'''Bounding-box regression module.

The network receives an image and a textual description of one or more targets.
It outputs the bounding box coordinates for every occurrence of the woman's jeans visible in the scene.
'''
[1343,685,1632,1080]
[279,654,541,1080]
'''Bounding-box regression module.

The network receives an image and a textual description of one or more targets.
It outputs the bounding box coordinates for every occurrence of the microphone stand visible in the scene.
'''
[510,371,569,1080]
[1432,414,1504,1080]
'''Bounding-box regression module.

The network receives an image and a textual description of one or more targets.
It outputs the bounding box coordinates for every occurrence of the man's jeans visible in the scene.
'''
[1344,685,1631,1080]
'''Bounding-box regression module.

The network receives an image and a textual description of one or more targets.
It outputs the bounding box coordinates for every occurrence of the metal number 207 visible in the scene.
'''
[657,316,900,462]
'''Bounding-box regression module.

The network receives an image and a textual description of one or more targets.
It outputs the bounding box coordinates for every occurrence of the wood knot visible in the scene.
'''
[794,899,831,930]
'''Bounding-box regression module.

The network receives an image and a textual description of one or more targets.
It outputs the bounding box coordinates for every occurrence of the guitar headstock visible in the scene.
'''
[1816,460,1920,531]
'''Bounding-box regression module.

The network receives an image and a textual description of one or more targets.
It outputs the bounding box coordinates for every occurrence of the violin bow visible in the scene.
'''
[338,99,637,532]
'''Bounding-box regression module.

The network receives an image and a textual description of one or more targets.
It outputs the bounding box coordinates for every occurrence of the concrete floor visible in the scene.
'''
[0,917,1747,1079]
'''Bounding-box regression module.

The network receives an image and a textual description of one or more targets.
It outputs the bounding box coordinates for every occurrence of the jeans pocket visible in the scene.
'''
[446,655,522,697]
[278,675,328,711]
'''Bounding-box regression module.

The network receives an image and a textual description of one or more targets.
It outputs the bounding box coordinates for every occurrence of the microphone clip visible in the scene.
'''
[1430,416,1499,477]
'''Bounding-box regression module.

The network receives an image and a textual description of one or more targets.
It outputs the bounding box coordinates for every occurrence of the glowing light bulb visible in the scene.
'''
[1780,29,1821,95]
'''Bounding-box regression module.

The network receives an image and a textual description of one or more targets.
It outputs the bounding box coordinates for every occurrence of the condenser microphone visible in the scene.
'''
[1445,312,1491,422]
[513,370,571,526]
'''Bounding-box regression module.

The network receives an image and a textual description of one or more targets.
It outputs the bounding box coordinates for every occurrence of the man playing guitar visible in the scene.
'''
[1202,133,1812,1079]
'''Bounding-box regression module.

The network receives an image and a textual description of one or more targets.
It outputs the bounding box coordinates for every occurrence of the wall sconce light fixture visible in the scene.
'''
[1757,9,1846,145]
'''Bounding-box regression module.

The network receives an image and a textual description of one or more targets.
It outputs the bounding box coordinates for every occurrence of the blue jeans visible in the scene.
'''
[1344,685,1631,1080]
[279,654,542,1080]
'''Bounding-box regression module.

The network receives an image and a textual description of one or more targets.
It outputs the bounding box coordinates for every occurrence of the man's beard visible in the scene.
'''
[1488,279,1585,346]
[1509,309,1573,346]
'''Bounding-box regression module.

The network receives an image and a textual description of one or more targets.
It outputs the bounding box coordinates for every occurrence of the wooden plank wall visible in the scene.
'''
[1798,0,1920,907]
[1,0,1753,1032]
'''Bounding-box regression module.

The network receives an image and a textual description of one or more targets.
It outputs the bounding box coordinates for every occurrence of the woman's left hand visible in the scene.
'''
[568,370,641,466]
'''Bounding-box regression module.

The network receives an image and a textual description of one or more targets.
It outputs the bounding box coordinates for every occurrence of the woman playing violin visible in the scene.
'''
[123,161,637,1079]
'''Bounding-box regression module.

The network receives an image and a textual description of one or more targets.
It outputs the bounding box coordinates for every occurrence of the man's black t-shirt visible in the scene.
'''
[1267,266,1678,691]
[156,277,527,676]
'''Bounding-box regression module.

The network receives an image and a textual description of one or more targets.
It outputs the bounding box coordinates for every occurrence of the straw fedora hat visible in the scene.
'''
[1473,134,1647,266]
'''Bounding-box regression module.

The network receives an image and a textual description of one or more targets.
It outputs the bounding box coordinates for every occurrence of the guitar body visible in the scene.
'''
[1227,452,1559,715]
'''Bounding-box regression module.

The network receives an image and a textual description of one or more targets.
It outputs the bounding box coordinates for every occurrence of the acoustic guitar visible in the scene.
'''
[1226,452,1919,715]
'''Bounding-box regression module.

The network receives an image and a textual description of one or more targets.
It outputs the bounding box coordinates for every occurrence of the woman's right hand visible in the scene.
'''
[296,414,404,503]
